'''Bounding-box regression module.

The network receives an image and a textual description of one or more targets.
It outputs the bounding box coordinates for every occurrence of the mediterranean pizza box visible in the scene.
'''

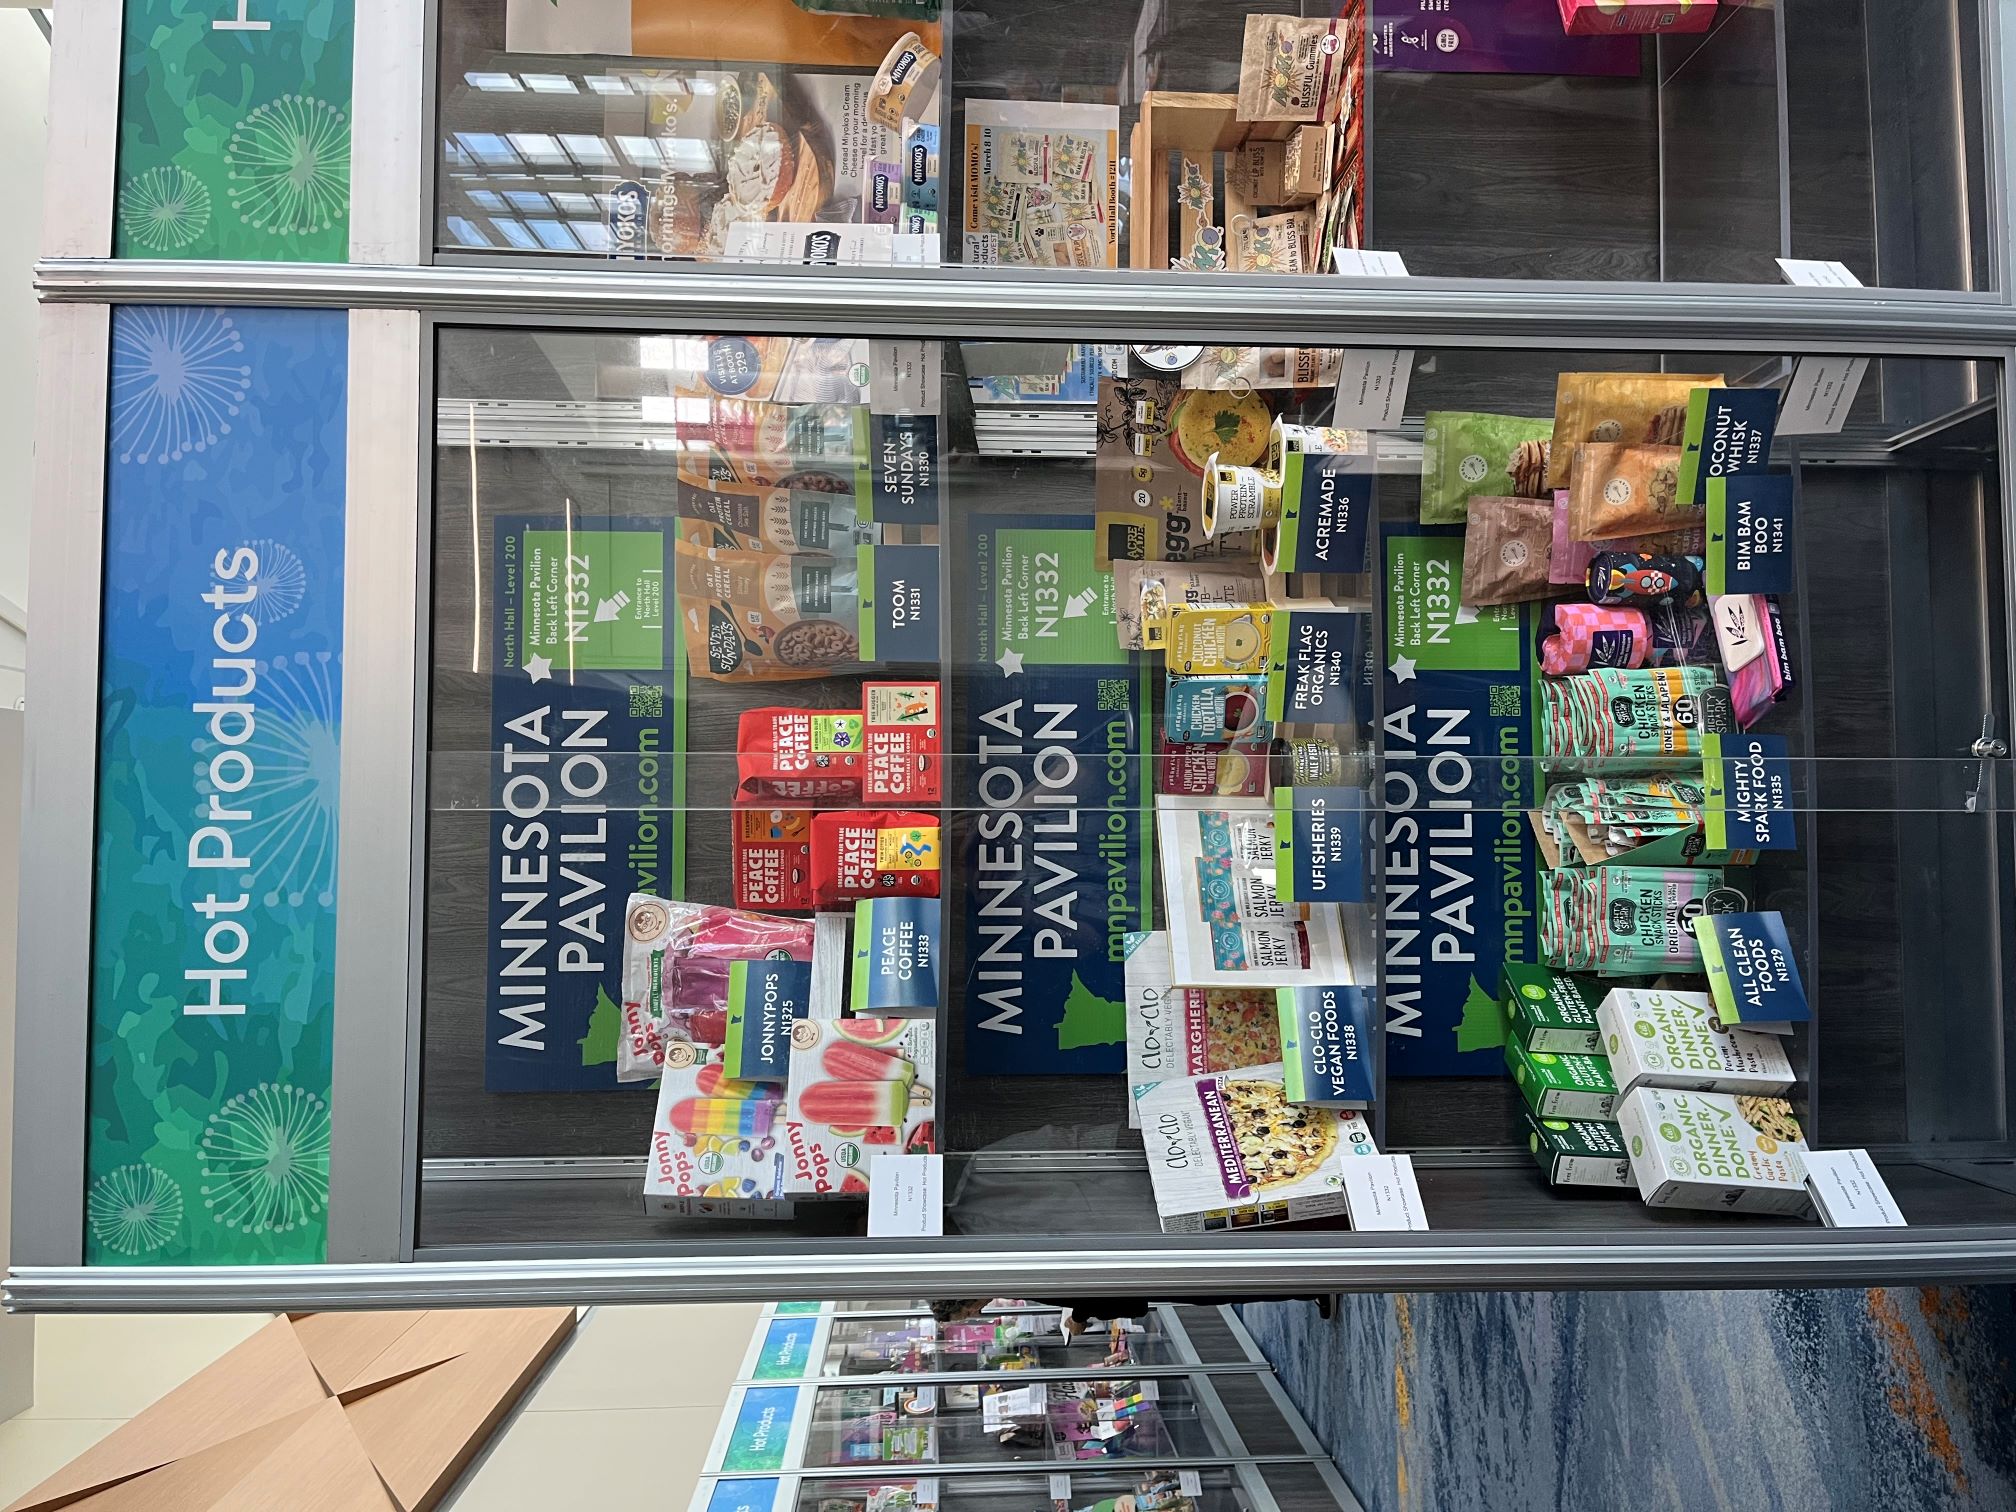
[1135,1063,1377,1233]
[1616,1085,1812,1216]
[1518,1109,1633,1190]
[1505,1039,1618,1121]
[1596,987,1795,1097]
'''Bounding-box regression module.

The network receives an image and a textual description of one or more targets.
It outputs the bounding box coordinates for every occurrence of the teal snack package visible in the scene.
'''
[1541,865,1748,976]
[1419,411,1554,525]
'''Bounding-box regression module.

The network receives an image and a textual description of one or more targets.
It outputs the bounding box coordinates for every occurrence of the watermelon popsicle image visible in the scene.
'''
[797,1076,912,1127]
[820,1037,919,1084]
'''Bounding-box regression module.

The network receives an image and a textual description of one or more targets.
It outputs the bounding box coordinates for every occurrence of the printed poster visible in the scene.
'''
[89,306,345,1264]
[962,516,1151,1074]
[1381,522,1539,1075]
[485,516,687,1091]
[116,0,353,260]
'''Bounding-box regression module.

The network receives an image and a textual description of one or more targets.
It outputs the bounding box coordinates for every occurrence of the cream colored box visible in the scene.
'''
[1617,1085,1811,1216]
[1596,987,1795,1096]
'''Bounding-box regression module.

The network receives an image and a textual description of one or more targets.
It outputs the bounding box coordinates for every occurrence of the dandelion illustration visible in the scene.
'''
[109,307,251,465]
[119,166,213,252]
[200,1083,330,1236]
[87,1164,185,1255]
[241,539,307,625]
[225,94,350,237]
[194,649,340,907]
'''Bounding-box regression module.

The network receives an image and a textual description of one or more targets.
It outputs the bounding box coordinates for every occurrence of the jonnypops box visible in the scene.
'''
[645,1048,788,1203]
[1595,987,1795,1096]
[1137,1063,1376,1232]
[1616,1085,1811,1216]
[783,1017,936,1195]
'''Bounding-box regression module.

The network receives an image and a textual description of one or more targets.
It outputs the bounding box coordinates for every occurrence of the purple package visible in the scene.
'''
[1372,0,1640,76]
[1647,603,1713,667]
[864,159,902,225]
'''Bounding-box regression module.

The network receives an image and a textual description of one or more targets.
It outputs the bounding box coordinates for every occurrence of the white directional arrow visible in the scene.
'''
[593,590,631,623]
[1061,587,1099,619]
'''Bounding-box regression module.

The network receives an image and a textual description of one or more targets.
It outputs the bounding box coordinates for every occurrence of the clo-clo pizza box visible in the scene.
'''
[1136,1063,1376,1233]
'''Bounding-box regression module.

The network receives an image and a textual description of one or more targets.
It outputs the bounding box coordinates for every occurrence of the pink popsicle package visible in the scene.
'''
[782,1018,937,1196]
[618,893,815,1082]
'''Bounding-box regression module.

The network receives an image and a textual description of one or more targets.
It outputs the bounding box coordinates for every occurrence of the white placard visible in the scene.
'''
[1049,1474,1072,1506]
[870,338,943,416]
[1776,259,1868,435]
[1340,1153,1429,1231]
[867,1153,944,1237]
[1329,249,1413,431]
[1795,1149,1907,1228]
[1179,1472,1205,1496]
[1333,248,1410,278]
[1332,347,1414,431]
[1777,355,1871,437]
[983,1383,1045,1431]
[1776,258,1861,288]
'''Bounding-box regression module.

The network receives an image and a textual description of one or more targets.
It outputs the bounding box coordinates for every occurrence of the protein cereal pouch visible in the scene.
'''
[676,539,863,682]
[1114,560,1267,653]
[735,706,864,803]
[1420,411,1556,525]
[1239,12,1350,122]
[670,392,861,490]
[1567,444,1695,541]
[676,479,877,555]
[1460,496,1558,606]
[1548,372,1725,489]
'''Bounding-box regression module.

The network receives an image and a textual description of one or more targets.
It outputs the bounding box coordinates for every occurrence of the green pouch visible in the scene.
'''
[1419,411,1554,525]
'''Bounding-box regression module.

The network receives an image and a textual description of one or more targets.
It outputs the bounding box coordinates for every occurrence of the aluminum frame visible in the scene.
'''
[34,258,2016,353]
[15,0,2016,1309]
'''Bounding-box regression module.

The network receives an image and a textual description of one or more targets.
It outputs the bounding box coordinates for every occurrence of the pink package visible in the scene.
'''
[618,893,815,1082]
[1541,604,1649,676]
[1550,491,1708,586]
[1725,596,1793,728]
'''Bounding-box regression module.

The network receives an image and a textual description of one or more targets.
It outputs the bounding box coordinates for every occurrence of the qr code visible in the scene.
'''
[1489,683,1522,719]
[629,683,664,718]
[1097,678,1132,711]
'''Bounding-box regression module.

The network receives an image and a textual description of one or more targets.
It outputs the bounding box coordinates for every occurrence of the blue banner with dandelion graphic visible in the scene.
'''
[115,0,352,260]
[87,306,345,1265]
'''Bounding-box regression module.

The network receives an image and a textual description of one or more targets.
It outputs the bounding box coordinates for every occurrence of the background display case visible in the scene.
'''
[689,1302,1361,1511]
[13,0,2016,1310]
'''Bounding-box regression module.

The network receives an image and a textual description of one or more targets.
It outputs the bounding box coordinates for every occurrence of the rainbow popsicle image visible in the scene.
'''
[798,1077,911,1127]
[668,1096,776,1140]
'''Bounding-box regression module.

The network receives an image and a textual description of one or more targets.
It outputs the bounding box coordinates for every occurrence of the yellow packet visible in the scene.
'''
[1548,372,1725,490]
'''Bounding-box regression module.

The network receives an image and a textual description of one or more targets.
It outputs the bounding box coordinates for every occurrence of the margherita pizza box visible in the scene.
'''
[1123,931,1283,1129]
[1135,1063,1376,1233]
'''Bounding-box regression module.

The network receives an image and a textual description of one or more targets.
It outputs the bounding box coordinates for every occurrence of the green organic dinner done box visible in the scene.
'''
[1502,963,1603,1055]
[1506,1039,1618,1121]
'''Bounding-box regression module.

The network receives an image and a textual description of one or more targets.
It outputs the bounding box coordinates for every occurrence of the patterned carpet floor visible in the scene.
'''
[1239,1288,2016,1512]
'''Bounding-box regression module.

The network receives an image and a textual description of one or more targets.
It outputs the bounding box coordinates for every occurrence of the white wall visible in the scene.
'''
[0,11,48,713]
[0,7,44,1421]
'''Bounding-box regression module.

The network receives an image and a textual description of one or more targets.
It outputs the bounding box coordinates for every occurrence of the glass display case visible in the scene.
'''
[432,0,1991,289]
[12,0,2016,1310]
[691,1303,1360,1511]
